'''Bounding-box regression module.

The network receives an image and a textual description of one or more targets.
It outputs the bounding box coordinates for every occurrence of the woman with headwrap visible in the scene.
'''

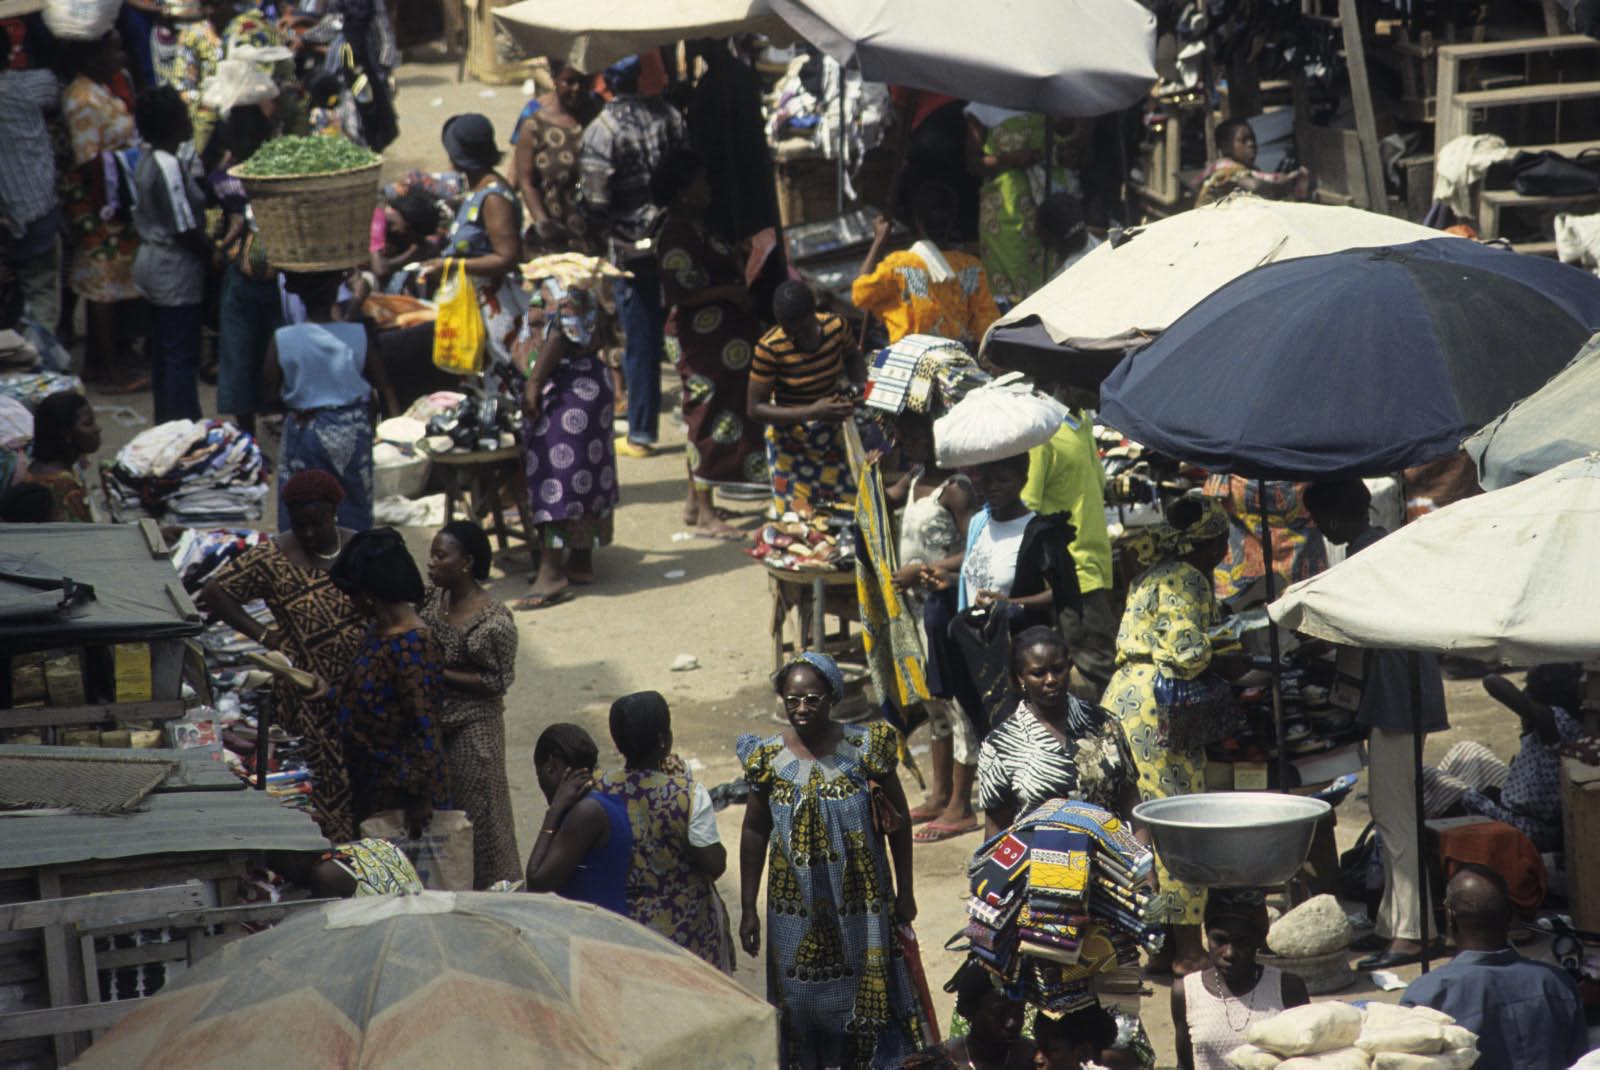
[512,274,619,610]
[418,113,527,370]
[737,652,927,1069]
[202,469,368,839]
[1101,496,1237,976]
[305,527,450,836]
[1172,891,1309,1070]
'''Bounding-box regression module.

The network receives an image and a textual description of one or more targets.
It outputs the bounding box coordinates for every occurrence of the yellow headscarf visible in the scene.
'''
[1124,497,1230,571]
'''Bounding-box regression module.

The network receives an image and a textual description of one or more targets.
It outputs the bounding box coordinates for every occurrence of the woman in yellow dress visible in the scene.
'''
[1101,497,1233,976]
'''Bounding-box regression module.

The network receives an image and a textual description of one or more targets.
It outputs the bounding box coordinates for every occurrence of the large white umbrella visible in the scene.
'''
[494,0,789,73]
[1267,454,1600,666]
[983,195,1451,377]
[1465,332,1600,492]
[770,0,1157,117]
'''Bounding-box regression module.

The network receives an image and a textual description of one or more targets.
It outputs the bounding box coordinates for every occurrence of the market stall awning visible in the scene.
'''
[1465,331,1600,491]
[770,0,1157,116]
[983,196,1448,384]
[493,0,790,73]
[1268,454,1600,666]
[1097,238,1600,480]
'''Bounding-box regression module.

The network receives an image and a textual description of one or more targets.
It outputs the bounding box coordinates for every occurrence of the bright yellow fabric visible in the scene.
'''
[850,248,1000,350]
[1021,418,1113,594]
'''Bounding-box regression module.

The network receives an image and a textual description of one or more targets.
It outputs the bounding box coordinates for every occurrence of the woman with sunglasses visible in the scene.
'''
[737,652,928,1069]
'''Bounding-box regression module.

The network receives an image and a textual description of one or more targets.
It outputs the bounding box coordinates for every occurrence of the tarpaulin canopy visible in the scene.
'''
[1269,454,1600,667]
[1465,331,1600,491]
[983,196,1448,384]
[1097,238,1600,480]
[770,0,1157,116]
[494,0,790,73]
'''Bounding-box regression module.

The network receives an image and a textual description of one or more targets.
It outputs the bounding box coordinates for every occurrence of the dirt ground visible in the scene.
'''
[72,56,1548,1067]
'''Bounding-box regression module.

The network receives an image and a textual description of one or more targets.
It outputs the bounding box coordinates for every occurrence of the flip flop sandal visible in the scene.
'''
[510,587,574,611]
[913,820,980,843]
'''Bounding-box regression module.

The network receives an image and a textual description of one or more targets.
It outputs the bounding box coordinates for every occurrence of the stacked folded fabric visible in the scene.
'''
[104,420,269,523]
[965,799,1162,1014]
[170,528,270,593]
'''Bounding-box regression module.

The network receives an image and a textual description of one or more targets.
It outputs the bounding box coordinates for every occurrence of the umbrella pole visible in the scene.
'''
[836,61,847,216]
[1257,478,1289,792]
[1409,650,1432,973]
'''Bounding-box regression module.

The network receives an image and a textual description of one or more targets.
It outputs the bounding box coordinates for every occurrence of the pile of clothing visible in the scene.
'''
[965,800,1161,1014]
[0,371,82,409]
[170,528,270,593]
[765,52,890,198]
[104,420,268,524]
[747,514,855,571]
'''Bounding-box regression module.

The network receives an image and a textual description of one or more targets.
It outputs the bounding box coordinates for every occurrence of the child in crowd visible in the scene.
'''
[1196,119,1312,207]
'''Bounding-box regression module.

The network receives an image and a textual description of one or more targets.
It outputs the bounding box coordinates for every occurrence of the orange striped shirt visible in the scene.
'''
[750,312,849,406]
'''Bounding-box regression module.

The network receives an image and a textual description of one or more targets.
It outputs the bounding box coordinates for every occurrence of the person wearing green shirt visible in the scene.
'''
[1022,406,1116,698]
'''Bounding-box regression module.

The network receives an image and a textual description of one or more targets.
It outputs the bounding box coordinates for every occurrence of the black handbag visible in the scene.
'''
[1510,149,1600,197]
[947,605,1020,735]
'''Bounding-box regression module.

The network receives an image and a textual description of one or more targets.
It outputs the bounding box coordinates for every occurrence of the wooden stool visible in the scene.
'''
[423,445,536,555]
[764,564,860,672]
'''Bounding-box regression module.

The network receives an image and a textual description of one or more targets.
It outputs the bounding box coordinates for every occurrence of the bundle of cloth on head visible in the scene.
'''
[934,371,1068,468]
[522,253,630,315]
[964,799,1161,1016]
[1122,495,1229,571]
[863,334,990,418]
[200,57,280,116]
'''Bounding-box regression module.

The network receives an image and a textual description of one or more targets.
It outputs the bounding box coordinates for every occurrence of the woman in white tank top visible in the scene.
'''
[1173,894,1310,1070]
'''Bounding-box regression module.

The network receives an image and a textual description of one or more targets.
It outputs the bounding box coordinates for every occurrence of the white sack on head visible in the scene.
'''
[201,59,280,115]
[933,372,1066,468]
[1247,1003,1364,1057]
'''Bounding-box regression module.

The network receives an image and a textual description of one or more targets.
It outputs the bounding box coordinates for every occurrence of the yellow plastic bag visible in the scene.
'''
[431,259,486,375]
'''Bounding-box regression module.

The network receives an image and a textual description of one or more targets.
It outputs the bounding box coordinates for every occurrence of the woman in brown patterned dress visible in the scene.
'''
[513,61,596,256]
[659,170,769,538]
[202,470,367,840]
[421,520,522,889]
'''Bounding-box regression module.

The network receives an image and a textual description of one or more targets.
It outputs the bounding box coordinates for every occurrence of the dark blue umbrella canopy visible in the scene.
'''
[1098,238,1600,480]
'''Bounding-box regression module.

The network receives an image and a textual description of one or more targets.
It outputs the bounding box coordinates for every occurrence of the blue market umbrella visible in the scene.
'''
[1098,238,1600,972]
[1099,238,1600,481]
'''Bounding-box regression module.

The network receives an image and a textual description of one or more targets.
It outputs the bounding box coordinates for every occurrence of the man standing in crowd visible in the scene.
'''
[1401,865,1586,1070]
[579,54,691,460]
[0,33,61,332]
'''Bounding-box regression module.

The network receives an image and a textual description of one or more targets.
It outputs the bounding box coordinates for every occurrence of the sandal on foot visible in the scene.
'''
[912,819,980,843]
[511,587,574,611]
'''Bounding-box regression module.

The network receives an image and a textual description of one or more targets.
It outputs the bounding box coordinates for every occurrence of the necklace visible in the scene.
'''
[1210,966,1265,1033]
[307,531,344,563]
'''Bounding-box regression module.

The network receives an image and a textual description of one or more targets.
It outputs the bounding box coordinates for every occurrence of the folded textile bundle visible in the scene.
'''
[170,528,270,593]
[104,420,269,524]
[965,799,1161,1014]
[0,370,83,409]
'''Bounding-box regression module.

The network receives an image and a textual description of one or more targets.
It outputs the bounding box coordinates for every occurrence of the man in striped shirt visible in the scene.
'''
[746,283,864,514]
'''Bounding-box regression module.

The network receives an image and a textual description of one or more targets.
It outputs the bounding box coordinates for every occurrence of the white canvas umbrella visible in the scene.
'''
[770,0,1157,117]
[494,0,790,73]
[983,195,1451,369]
[1268,454,1600,666]
[1465,332,1600,492]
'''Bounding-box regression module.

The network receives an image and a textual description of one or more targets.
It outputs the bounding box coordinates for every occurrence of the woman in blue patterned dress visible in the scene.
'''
[738,652,927,1069]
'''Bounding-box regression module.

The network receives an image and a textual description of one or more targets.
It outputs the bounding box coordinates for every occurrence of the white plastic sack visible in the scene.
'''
[1228,1044,1285,1070]
[933,372,1067,468]
[1278,1048,1372,1070]
[200,58,279,115]
[359,809,474,890]
[1247,1003,1364,1057]
[1356,1004,1449,1055]
[1371,1051,1476,1070]
[1437,1026,1476,1054]
[41,0,117,40]
[1268,894,1353,957]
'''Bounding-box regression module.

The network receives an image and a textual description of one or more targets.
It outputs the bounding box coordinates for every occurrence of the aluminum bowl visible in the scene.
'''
[1132,793,1332,887]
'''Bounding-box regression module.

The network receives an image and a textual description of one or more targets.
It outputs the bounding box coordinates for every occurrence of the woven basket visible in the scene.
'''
[233,158,382,272]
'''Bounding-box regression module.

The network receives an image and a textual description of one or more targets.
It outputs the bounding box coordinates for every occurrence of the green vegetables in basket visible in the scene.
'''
[234,135,379,177]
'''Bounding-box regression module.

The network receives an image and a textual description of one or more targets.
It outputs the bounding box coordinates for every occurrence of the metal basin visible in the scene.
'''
[1132,793,1332,888]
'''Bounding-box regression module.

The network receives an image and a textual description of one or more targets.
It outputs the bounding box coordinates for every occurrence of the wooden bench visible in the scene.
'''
[1478,187,1600,241]
[1434,35,1600,149]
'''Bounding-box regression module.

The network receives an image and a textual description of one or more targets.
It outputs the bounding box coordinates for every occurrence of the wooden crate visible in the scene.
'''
[1561,756,1600,931]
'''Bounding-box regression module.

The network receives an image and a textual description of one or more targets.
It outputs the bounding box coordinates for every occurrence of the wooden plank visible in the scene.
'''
[1338,0,1391,213]
[1562,758,1600,931]
[1455,79,1600,108]
[53,856,246,898]
[1434,33,1598,61]
[34,871,78,1066]
[80,897,333,939]
[0,998,142,1043]
[0,883,208,933]
[1480,188,1600,206]
[137,518,166,558]
[0,700,185,730]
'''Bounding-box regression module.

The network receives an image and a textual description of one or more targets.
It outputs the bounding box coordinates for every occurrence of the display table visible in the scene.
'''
[764,564,859,673]
[422,445,535,554]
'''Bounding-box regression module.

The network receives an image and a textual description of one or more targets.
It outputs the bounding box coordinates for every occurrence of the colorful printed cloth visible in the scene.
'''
[279,402,374,533]
[765,418,856,517]
[213,539,367,841]
[975,113,1074,304]
[737,721,927,1069]
[60,75,139,303]
[21,467,92,522]
[521,350,619,546]
[850,248,999,350]
[325,837,424,895]
[518,104,594,255]
[976,700,1135,818]
[850,435,929,719]
[444,181,529,367]
[420,589,522,889]
[1203,475,1328,602]
[659,216,767,488]
[334,628,452,824]
[597,767,734,971]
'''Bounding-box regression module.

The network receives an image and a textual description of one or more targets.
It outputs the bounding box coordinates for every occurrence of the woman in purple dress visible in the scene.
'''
[514,276,619,610]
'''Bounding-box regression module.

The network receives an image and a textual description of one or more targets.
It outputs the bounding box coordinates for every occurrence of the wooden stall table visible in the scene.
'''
[764,563,860,673]
[421,444,536,556]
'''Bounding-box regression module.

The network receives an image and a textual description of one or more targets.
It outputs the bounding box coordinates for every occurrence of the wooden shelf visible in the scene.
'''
[0,701,184,731]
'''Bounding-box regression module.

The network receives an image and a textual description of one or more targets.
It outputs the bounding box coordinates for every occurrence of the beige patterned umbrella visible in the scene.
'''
[71,893,777,1069]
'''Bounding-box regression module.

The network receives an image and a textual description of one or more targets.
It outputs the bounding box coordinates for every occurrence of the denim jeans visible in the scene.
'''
[149,302,204,424]
[613,257,664,446]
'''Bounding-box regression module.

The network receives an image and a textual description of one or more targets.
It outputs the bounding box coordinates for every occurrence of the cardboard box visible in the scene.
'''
[113,643,154,703]
[43,649,86,707]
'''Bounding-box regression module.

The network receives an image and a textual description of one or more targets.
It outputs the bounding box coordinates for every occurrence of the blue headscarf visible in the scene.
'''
[773,651,845,703]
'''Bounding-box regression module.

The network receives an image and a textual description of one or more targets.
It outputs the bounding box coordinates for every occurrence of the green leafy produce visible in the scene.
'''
[235,135,379,177]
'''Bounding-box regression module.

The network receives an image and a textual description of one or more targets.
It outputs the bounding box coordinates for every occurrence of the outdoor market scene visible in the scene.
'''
[3,0,1600,1066]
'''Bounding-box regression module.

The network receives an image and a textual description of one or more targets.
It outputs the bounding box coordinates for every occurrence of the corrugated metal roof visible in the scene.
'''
[0,745,329,870]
